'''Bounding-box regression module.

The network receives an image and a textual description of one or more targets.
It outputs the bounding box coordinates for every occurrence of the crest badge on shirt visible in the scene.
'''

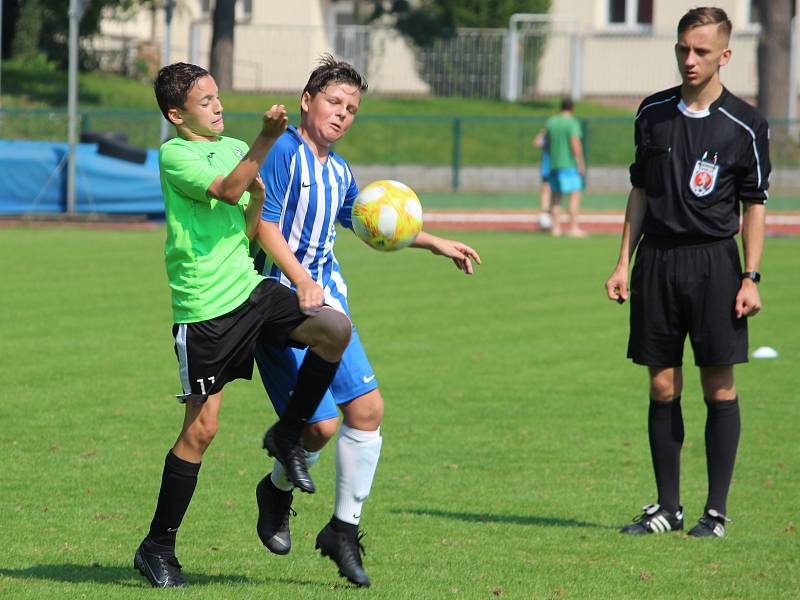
[689,151,719,198]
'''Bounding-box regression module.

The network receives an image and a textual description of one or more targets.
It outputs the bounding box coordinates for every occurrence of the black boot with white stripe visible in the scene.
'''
[688,509,730,538]
[620,503,684,534]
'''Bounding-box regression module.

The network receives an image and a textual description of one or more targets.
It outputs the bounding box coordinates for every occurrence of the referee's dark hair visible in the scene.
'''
[302,54,368,108]
[677,7,732,40]
[561,97,574,112]
[154,62,211,122]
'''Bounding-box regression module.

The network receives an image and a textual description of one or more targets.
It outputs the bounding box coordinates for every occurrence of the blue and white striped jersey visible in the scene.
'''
[259,126,359,315]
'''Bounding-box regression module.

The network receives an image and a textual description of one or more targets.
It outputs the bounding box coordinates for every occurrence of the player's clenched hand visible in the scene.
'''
[295,278,324,317]
[735,280,761,318]
[261,104,288,139]
[605,264,629,303]
[248,174,265,200]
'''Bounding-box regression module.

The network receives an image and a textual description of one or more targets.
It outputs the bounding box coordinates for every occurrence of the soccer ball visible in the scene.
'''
[538,211,553,230]
[351,180,423,251]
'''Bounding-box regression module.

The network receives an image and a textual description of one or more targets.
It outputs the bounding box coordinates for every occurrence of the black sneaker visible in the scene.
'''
[620,503,684,534]
[256,476,295,555]
[134,540,186,588]
[262,423,316,494]
[315,522,371,588]
[688,509,730,538]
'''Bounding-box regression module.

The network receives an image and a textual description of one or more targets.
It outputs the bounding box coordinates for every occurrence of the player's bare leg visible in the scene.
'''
[538,182,553,231]
[173,391,223,462]
[567,190,587,237]
[649,366,683,401]
[551,194,563,237]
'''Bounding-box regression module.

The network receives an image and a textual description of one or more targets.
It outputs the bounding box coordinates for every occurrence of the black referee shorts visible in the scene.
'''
[627,237,748,368]
[172,279,308,404]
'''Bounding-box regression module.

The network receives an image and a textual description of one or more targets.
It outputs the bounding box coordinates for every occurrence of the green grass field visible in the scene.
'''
[1,227,798,599]
[7,59,800,168]
[0,59,634,166]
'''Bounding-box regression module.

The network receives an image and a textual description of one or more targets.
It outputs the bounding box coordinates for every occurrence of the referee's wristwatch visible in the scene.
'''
[741,271,761,283]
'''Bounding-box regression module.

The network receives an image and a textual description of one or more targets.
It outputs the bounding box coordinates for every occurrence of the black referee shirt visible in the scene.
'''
[630,86,770,240]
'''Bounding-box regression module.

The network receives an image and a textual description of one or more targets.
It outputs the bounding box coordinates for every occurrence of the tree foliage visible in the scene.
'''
[4,0,149,67]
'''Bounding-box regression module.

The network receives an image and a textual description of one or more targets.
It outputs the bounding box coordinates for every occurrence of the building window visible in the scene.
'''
[608,0,653,28]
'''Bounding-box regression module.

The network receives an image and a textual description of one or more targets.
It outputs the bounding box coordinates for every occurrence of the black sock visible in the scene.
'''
[145,450,201,549]
[331,515,358,537]
[648,396,684,515]
[704,397,740,515]
[280,351,340,437]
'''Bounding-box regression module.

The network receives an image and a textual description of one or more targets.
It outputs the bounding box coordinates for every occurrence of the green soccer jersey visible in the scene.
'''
[545,114,582,170]
[160,136,263,323]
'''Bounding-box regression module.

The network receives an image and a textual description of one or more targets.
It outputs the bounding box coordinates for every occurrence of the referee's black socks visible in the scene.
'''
[648,396,684,515]
[704,397,740,515]
[280,351,340,438]
[145,450,201,550]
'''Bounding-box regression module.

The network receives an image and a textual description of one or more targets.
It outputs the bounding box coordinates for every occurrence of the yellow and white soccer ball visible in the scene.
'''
[351,180,423,252]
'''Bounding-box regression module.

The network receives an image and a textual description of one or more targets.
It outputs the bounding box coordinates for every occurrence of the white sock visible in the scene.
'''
[270,449,320,492]
[334,424,382,525]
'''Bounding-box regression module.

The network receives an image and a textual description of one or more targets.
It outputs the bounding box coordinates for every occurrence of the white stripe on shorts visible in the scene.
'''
[175,324,191,399]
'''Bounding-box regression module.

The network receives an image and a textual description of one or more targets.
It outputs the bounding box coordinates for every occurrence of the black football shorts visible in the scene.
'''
[172,279,308,404]
[627,237,748,367]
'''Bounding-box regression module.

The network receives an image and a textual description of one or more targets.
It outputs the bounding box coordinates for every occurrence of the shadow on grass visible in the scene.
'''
[393,508,612,529]
[0,563,325,589]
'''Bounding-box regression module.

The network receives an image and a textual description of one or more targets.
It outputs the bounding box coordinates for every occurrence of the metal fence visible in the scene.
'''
[93,24,556,99]
[6,107,800,193]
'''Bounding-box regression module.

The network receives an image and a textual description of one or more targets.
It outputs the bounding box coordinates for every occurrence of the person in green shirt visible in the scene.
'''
[134,62,352,589]
[544,97,587,237]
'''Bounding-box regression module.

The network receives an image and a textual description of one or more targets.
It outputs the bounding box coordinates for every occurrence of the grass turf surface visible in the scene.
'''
[0,227,798,599]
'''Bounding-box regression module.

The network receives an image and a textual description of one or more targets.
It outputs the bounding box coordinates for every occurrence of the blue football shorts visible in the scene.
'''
[547,167,583,194]
[254,322,378,423]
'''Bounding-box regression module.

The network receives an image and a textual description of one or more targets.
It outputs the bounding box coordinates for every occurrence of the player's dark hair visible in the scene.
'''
[678,7,732,40]
[561,97,574,112]
[302,54,368,106]
[154,62,210,121]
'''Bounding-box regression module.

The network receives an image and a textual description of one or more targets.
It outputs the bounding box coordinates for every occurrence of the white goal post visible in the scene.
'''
[502,13,582,102]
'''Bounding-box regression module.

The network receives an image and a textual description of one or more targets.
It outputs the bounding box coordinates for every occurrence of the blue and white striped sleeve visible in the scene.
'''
[260,140,294,223]
[337,166,360,229]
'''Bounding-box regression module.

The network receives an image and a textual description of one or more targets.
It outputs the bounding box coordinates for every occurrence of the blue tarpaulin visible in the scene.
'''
[0,140,164,214]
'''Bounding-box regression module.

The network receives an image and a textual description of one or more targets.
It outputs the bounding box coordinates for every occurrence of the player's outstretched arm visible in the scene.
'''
[735,201,765,318]
[605,187,646,303]
[257,220,325,316]
[411,231,481,275]
[207,105,288,205]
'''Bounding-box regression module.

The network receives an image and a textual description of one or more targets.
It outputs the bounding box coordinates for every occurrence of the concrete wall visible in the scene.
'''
[538,0,764,97]
[98,0,428,93]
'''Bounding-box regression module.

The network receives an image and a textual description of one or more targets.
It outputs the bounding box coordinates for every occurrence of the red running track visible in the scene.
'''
[423,211,800,236]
